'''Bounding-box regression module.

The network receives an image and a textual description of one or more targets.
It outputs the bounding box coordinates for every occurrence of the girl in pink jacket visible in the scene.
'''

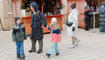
[46,17,62,58]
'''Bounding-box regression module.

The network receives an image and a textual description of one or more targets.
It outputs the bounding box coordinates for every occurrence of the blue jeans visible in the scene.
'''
[16,41,24,56]
[47,43,59,54]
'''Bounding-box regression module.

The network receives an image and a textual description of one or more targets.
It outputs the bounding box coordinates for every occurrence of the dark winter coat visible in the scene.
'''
[85,10,91,20]
[30,2,47,40]
[12,22,27,41]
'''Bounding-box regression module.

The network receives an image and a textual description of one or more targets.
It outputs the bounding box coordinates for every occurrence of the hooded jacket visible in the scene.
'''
[30,2,47,28]
[30,2,47,40]
[12,22,27,41]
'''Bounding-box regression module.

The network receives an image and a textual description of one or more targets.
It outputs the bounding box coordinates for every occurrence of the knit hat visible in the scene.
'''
[14,17,20,22]
[51,17,57,23]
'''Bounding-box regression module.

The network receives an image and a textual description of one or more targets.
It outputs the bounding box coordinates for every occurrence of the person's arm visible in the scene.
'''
[31,14,34,28]
[12,28,16,42]
[72,13,78,31]
[38,11,47,27]
[24,27,27,40]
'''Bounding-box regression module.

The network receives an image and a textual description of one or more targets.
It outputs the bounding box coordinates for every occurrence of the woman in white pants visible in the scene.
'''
[67,3,80,48]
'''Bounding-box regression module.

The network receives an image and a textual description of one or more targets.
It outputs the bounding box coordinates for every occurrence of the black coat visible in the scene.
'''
[30,2,47,40]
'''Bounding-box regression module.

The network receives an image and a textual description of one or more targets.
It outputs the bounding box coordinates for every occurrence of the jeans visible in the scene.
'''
[16,41,24,56]
[47,43,59,54]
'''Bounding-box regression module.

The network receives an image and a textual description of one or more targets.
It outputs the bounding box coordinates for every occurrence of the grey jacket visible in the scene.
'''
[12,22,27,41]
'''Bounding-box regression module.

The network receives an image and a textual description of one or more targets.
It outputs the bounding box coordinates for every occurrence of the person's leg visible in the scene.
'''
[55,43,59,56]
[37,40,43,54]
[29,39,36,52]
[20,41,25,58]
[47,43,56,54]
[88,18,91,30]
[85,19,88,30]
[16,41,20,58]
[55,43,59,53]
[72,37,76,45]
[73,36,80,46]
[70,36,77,48]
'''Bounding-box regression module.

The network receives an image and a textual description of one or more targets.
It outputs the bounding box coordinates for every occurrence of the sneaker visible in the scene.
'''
[46,53,50,58]
[29,50,36,53]
[69,45,75,49]
[20,55,25,59]
[37,51,42,54]
[17,54,21,58]
[74,40,80,46]
[56,53,60,56]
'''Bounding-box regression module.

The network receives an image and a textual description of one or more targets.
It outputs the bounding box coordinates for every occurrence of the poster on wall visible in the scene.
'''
[99,4,105,33]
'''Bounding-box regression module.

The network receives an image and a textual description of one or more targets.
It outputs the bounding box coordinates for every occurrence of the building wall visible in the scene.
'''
[0,0,13,31]
[62,0,67,24]
[0,0,2,31]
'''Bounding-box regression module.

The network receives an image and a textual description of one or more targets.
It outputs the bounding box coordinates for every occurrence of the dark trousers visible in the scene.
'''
[31,39,43,51]
[85,18,91,30]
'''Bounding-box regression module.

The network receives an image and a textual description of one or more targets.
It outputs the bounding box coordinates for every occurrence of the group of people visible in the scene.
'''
[12,2,80,59]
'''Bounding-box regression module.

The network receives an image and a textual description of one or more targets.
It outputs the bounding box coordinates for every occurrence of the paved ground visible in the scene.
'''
[0,26,105,60]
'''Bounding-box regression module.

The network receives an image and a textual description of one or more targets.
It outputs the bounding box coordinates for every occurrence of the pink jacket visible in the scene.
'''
[47,25,62,42]
[51,33,62,42]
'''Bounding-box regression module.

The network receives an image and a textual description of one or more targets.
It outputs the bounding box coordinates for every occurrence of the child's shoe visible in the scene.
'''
[17,54,21,58]
[56,53,60,56]
[69,45,75,49]
[20,55,25,59]
[46,53,50,58]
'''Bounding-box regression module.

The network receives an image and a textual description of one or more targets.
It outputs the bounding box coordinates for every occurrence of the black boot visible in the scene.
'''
[46,53,50,58]
[29,50,36,53]
[37,50,42,54]
[56,53,60,56]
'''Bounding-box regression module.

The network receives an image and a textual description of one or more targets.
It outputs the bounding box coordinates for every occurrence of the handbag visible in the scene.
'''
[66,20,73,27]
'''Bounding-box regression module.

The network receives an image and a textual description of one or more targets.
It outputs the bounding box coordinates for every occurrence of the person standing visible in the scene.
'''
[12,17,27,59]
[66,3,80,49]
[29,2,47,54]
[84,5,91,31]
[100,2,105,33]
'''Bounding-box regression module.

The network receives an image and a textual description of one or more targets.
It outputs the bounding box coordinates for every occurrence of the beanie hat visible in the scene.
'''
[51,17,57,23]
[14,17,20,22]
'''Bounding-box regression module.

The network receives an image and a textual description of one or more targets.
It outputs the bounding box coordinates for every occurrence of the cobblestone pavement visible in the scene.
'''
[0,26,105,60]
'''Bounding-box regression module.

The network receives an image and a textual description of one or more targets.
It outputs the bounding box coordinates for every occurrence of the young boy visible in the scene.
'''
[12,17,27,59]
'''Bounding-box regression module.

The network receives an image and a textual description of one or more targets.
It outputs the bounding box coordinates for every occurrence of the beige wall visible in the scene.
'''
[61,0,67,24]
[0,0,13,30]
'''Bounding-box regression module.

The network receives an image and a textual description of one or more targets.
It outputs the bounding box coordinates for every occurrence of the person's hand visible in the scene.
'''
[24,37,27,40]
[13,40,15,42]
[72,27,75,31]
[42,26,46,29]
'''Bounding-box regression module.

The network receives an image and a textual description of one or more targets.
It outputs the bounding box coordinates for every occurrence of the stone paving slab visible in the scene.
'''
[0,27,105,60]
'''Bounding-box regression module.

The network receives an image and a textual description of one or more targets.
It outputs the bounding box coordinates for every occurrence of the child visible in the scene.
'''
[46,17,62,58]
[12,17,27,59]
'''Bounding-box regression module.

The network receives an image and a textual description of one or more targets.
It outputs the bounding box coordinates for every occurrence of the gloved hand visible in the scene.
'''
[72,27,75,31]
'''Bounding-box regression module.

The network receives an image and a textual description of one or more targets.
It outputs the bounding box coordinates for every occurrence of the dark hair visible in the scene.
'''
[14,16,20,23]
[71,3,76,9]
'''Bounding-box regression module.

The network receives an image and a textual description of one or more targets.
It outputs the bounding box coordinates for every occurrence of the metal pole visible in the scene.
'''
[93,12,96,31]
